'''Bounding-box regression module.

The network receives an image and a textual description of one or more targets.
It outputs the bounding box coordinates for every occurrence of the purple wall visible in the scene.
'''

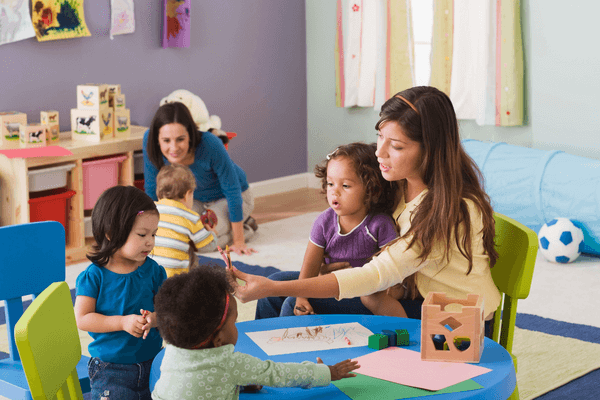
[0,1,307,183]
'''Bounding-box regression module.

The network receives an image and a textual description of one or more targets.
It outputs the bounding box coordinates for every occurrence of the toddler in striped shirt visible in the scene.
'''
[152,164,217,277]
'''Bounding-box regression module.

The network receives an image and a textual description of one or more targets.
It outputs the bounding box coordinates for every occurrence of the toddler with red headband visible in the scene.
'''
[152,265,360,400]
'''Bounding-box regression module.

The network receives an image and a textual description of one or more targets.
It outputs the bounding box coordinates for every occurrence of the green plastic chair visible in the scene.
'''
[14,281,84,400]
[491,212,539,399]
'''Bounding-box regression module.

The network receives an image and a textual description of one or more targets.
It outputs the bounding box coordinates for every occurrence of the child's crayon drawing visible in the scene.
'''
[31,0,90,42]
[246,322,373,356]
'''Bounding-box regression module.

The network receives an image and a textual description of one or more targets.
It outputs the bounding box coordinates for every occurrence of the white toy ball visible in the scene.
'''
[538,218,584,263]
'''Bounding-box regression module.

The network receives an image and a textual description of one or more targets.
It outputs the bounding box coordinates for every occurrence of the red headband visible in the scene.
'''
[192,293,230,349]
[395,95,420,115]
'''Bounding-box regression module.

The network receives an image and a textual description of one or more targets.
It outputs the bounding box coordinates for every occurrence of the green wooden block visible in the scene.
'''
[368,334,388,350]
[395,329,409,346]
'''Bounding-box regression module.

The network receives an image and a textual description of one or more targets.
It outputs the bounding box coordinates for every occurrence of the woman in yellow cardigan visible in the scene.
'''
[234,86,501,338]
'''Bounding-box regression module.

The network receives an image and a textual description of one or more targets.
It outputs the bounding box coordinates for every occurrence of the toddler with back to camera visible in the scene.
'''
[152,265,360,400]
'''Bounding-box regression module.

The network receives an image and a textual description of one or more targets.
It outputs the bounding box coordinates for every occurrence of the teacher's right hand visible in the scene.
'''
[231,267,273,303]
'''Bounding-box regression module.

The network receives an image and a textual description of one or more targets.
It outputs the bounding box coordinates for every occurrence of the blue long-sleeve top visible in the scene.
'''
[143,129,249,222]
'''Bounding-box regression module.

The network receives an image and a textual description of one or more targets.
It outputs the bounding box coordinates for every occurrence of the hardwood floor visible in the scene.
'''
[252,188,328,225]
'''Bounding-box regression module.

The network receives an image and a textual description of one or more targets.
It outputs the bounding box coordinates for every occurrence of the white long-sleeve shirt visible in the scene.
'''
[333,189,501,318]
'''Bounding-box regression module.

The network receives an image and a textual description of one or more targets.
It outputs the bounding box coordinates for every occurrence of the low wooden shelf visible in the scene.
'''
[0,125,147,264]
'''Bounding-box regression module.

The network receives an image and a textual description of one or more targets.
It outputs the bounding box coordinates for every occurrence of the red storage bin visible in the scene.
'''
[134,178,145,192]
[82,155,127,210]
[28,188,76,234]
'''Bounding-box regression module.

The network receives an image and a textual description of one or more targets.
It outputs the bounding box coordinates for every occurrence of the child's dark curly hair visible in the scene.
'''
[154,265,234,349]
[315,142,397,214]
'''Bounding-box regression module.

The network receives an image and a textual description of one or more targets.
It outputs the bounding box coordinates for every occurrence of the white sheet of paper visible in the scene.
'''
[246,322,374,356]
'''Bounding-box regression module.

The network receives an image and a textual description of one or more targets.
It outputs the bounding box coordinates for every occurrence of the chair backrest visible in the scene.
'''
[491,212,538,354]
[0,221,66,361]
[14,281,84,400]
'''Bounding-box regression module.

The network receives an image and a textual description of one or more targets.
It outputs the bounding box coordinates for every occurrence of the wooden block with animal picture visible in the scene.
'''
[113,108,131,139]
[113,94,126,110]
[0,111,27,149]
[77,84,110,110]
[40,110,60,144]
[71,108,108,142]
[106,84,121,108]
[19,123,47,148]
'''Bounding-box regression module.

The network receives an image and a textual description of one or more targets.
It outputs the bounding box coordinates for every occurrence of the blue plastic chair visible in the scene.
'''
[0,221,90,399]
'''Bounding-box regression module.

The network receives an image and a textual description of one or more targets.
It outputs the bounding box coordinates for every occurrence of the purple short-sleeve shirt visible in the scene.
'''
[310,208,398,269]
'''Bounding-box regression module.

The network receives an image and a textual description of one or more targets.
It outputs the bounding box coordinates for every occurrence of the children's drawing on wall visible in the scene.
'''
[110,0,134,40]
[162,0,190,48]
[0,0,36,46]
[31,0,90,42]
[246,323,374,356]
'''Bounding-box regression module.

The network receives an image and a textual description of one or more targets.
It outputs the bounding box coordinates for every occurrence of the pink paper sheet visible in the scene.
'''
[353,347,491,391]
[0,146,72,159]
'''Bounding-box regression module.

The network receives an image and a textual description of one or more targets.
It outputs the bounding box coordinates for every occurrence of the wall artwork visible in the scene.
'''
[110,0,135,40]
[162,0,190,48]
[31,0,90,42]
[0,0,36,46]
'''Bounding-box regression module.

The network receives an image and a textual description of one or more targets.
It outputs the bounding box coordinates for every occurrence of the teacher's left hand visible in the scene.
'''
[229,243,258,256]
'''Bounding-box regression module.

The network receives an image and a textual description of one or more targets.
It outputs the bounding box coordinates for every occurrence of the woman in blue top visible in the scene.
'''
[144,102,257,255]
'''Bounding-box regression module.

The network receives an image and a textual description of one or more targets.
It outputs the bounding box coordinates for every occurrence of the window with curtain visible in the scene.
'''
[335,0,524,127]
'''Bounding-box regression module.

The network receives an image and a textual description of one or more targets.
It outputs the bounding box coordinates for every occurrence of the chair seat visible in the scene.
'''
[0,355,90,398]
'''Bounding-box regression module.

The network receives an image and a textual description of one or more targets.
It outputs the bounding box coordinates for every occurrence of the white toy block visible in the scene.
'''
[77,84,110,110]
[114,108,130,139]
[40,111,60,144]
[421,292,484,363]
[0,111,27,149]
[19,123,47,148]
[71,108,113,142]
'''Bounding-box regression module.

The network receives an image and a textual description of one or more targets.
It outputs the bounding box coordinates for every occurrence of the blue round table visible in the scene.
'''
[150,314,516,400]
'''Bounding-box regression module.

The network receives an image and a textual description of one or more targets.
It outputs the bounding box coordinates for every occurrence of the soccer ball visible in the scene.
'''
[538,218,584,263]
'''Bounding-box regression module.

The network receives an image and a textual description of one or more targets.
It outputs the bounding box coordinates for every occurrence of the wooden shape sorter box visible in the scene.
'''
[421,292,485,363]
[0,126,147,264]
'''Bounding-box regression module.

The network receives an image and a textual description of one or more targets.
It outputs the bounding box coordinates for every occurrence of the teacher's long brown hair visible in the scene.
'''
[376,86,498,275]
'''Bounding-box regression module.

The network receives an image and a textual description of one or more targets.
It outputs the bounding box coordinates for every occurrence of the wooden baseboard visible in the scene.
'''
[249,172,321,198]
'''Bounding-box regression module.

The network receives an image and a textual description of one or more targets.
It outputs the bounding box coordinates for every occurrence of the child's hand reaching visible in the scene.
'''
[316,357,360,381]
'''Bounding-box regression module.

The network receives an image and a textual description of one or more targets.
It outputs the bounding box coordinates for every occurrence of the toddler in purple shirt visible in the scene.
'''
[285,142,407,318]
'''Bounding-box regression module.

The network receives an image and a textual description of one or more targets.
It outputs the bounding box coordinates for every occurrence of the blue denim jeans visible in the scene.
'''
[88,356,154,400]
